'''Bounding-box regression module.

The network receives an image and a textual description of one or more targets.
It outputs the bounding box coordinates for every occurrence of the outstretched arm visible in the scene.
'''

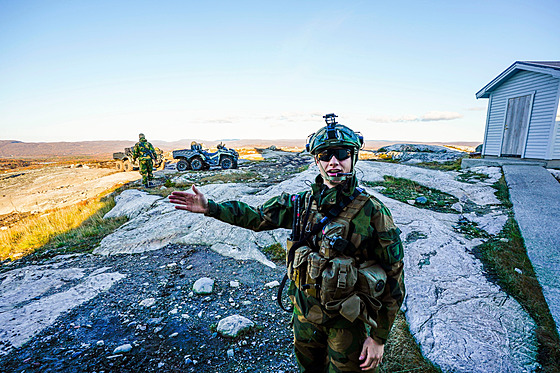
[169,185,208,214]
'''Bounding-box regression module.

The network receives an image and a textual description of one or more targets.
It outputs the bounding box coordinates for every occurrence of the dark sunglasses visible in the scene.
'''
[316,148,352,162]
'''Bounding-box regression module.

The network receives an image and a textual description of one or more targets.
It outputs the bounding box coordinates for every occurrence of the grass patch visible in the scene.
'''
[492,174,513,208]
[473,218,560,372]
[364,176,459,213]
[414,158,463,171]
[198,171,260,185]
[453,218,490,239]
[455,170,490,183]
[0,188,127,261]
[382,311,441,372]
[262,243,286,262]
[471,169,560,371]
[296,164,310,173]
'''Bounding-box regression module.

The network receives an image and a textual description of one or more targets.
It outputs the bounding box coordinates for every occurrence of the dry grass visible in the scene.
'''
[0,188,125,261]
[382,312,441,372]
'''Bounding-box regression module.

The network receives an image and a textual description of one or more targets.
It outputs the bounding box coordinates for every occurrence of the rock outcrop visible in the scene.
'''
[92,161,538,372]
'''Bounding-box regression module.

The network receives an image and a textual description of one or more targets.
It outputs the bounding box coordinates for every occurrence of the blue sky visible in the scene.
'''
[0,0,558,143]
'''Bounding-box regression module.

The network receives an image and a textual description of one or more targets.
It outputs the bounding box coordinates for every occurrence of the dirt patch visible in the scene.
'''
[0,164,141,218]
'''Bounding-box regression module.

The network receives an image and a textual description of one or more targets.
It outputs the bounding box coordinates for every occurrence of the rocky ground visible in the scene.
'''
[0,244,297,373]
[1,148,549,373]
[0,149,312,373]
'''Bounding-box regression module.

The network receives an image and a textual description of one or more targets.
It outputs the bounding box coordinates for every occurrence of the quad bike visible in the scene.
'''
[172,141,239,171]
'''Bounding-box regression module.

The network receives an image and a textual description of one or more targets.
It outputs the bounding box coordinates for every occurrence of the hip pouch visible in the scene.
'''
[320,256,357,305]
[356,260,387,298]
[288,246,311,290]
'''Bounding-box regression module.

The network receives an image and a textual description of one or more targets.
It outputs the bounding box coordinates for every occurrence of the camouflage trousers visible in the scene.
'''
[293,312,378,373]
[138,157,153,184]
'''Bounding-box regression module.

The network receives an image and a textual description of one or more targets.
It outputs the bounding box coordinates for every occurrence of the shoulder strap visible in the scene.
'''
[286,187,363,265]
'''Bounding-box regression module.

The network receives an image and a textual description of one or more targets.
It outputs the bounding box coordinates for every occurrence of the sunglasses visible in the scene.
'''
[316,148,352,162]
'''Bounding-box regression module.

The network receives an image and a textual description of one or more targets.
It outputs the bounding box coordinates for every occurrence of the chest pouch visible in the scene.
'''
[319,220,350,259]
[320,256,357,305]
[356,260,387,298]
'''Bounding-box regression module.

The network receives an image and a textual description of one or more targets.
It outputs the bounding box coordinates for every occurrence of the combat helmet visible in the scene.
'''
[306,113,364,182]
[139,133,146,140]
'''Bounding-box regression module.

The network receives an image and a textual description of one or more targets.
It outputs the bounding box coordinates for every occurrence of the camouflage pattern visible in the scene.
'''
[294,306,378,372]
[138,158,153,184]
[132,138,156,185]
[205,173,405,369]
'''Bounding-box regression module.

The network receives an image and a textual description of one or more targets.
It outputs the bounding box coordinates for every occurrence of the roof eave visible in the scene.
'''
[476,61,560,99]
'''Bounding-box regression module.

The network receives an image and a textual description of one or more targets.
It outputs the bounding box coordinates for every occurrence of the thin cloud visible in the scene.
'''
[368,111,463,123]
[466,107,487,111]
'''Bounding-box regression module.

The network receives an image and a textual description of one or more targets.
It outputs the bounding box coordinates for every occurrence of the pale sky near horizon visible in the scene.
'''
[1,0,558,143]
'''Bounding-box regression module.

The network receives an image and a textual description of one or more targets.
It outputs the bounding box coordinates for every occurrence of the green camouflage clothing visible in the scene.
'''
[293,309,377,372]
[205,174,405,371]
[132,138,156,184]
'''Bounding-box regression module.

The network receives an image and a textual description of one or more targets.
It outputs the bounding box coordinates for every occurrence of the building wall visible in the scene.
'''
[483,70,560,160]
[552,95,560,159]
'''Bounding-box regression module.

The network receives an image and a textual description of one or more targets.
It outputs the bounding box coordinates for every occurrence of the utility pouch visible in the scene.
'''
[356,260,387,298]
[320,256,357,305]
[288,246,311,289]
[307,252,327,280]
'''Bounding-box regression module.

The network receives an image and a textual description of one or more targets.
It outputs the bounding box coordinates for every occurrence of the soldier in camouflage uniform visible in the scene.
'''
[132,133,156,187]
[169,114,405,372]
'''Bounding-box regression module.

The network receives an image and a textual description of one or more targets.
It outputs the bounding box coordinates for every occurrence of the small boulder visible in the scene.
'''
[139,298,156,307]
[264,280,280,289]
[193,277,214,295]
[217,315,255,337]
[113,344,132,354]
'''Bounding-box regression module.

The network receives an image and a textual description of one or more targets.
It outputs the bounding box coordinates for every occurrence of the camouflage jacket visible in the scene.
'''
[205,175,405,343]
[132,139,156,160]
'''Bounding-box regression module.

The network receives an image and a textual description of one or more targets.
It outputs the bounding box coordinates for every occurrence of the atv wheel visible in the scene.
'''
[176,159,189,172]
[115,160,124,172]
[220,157,233,169]
[123,160,133,172]
[190,157,204,171]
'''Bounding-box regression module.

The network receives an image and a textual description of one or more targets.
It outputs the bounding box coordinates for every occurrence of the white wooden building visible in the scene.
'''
[476,61,560,168]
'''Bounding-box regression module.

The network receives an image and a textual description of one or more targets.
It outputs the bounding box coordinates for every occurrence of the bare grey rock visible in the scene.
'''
[193,277,214,295]
[217,315,255,337]
[0,269,125,355]
[373,190,538,372]
[104,189,161,220]
[113,344,133,354]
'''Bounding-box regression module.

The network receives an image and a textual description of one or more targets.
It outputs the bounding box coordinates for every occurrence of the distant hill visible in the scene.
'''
[0,139,481,159]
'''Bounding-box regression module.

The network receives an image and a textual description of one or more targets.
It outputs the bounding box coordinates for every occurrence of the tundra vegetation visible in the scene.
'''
[0,187,126,261]
[364,176,459,213]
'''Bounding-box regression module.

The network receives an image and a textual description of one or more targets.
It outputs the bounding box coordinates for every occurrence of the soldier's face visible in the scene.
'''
[316,148,352,188]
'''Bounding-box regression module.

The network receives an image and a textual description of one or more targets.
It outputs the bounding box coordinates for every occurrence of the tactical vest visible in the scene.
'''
[286,190,387,327]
